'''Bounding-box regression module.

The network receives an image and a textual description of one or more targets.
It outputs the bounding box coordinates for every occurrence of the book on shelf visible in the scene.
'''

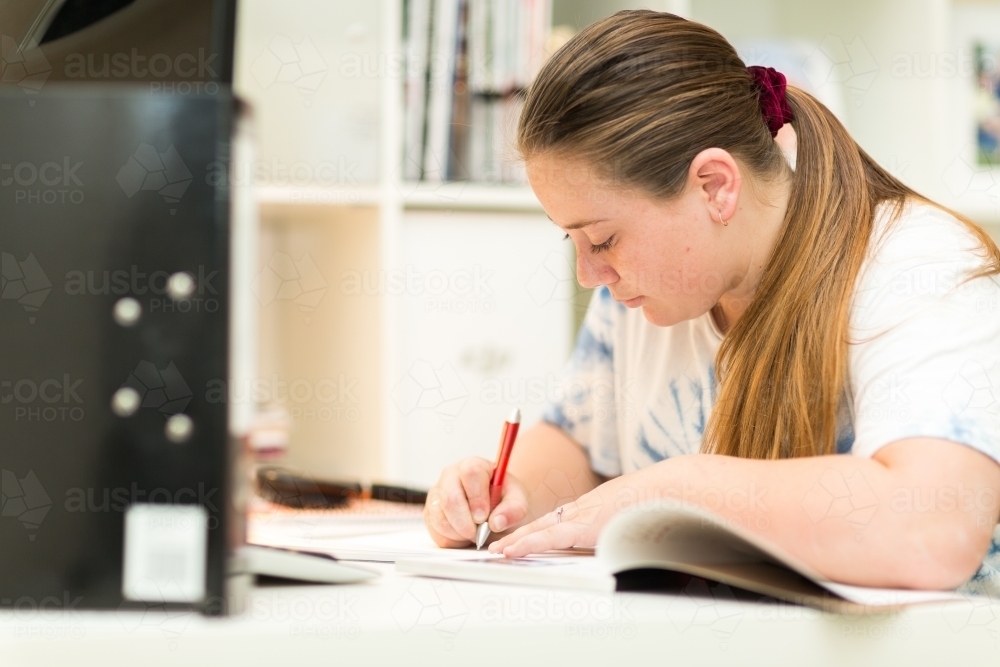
[403,0,552,184]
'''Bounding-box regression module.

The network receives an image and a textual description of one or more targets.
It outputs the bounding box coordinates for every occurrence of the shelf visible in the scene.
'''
[256,181,545,213]
[400,182,543,211]
[256,184,382,207]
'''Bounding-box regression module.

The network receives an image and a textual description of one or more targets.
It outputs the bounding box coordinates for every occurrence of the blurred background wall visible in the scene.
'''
[231,0,1000,487]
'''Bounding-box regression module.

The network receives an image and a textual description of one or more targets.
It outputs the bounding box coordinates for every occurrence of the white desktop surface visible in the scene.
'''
[2,562,999,666]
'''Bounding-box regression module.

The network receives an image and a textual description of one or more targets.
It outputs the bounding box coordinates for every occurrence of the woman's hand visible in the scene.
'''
[487,472,634,557]
[424,456,530,548]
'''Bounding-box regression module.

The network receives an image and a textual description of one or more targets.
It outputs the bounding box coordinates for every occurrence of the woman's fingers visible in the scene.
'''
[436,468,479,542]
[458,457,493,524]
[487,477,529,533]
[497,523,581,558]
[488,505,563,553]
[423,456,507,545]
[487,495,606,557]
[424,490,468,546]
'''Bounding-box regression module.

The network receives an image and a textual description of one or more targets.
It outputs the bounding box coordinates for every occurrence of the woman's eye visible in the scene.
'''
[591,235,615,253]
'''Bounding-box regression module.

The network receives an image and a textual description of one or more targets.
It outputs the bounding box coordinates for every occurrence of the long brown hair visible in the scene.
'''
[518,10,1000,459]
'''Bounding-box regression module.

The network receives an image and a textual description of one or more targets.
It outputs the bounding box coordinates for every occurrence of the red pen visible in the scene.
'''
[475,407,521,549]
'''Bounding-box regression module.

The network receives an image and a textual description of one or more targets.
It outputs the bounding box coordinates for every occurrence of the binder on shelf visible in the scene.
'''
[403,0,433,181]
[404,0,553,185]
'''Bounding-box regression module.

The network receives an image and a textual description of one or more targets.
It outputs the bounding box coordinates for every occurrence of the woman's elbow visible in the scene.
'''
[894,519,995,590]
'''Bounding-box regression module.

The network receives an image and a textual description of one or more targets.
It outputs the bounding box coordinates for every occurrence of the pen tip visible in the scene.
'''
[508,408,520,424]
[475,522,489,550]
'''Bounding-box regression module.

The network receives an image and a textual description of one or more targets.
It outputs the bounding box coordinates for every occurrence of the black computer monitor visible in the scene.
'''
[1,0,241,615]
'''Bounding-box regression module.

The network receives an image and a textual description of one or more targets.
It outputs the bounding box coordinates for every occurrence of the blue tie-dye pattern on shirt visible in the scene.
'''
[571,324,613,367]
[640,410,674,467]
[544,401,573,434]
[636,424,664,465]
[835,419,855,455]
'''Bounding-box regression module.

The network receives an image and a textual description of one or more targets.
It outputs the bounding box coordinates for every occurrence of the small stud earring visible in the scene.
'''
[716,210,729,227]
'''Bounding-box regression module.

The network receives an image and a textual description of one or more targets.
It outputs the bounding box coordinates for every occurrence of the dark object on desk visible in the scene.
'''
[370,483,428,505]
[255,467,429,508]
[0,0,240,616]
[256,468,360,509]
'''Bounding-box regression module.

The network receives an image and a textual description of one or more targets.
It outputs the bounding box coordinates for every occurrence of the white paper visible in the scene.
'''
[249,527,503,563]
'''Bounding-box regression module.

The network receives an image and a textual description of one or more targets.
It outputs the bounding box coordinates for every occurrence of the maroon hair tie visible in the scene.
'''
[747,65,794,137]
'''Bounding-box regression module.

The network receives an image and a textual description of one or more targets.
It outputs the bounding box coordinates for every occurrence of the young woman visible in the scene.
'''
[423,10,1000,595]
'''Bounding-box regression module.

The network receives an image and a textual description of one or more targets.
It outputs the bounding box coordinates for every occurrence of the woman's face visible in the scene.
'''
[526,152,746,328]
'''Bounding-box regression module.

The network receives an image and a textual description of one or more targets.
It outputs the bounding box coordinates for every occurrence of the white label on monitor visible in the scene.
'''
[122,504,208,603]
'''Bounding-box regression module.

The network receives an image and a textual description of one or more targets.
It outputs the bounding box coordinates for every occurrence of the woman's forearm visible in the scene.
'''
[508,421,605,524]
[633,439,1000,589]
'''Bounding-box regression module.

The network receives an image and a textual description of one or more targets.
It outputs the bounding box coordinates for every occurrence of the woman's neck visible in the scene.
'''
[714,173,792,333]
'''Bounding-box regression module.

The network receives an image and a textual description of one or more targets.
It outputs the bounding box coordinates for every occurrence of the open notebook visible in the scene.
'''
[397,503,971,613]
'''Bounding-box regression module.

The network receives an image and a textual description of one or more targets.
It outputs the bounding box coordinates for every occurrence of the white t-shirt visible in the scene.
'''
[542,200,1000,596]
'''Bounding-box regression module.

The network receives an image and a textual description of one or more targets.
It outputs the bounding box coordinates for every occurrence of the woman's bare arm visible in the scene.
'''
[507,421,607,524]
[493,437,1000,590]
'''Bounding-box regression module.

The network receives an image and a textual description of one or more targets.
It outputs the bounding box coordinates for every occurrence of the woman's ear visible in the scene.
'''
[687,148,741,224]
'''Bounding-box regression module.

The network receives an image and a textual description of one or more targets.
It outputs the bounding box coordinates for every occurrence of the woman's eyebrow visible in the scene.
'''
[547,215,608,230]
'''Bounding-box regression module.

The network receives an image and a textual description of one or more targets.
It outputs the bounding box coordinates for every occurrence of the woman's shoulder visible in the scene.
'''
[851,198,1000,327]
[860,199,994,291]
[869,199,988,267]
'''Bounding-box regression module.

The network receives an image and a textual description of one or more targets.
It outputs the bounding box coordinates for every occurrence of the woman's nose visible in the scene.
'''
[576,253,616,289]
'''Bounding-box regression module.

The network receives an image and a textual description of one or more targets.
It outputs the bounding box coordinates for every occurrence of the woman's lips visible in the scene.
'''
[620,295,643,307]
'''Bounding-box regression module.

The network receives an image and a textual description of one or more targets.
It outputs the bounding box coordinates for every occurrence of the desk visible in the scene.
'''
[2,563,999,667]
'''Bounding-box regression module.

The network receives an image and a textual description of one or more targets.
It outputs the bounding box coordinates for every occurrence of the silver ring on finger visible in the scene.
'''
[556,506,563,524]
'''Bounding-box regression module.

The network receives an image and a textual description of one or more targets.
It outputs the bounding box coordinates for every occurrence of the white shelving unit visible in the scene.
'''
[237,0,573,486]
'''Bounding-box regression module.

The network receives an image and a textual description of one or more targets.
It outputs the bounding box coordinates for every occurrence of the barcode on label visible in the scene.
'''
[122,504,208,603]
